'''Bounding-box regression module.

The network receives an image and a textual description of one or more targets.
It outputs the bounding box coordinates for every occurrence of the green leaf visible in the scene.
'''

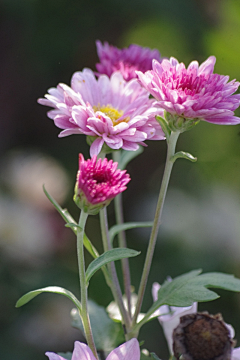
[43,186,99,259]
[15,286,82,313]
[65,223,82,230]
[58,353,72,360]
[85,248,140,284]
[155,115,171,142]
[109,222,153,243]
[118,147,144,170]
[150,353,163,360]
[146,270,240,319]
[71,300,125,351]
[171,151,197,163]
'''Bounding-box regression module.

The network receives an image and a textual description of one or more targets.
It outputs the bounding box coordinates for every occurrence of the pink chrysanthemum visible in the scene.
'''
[74,154,130,214]
[46,339,140,360]
[96,40,162,81]
[137,56,240,126]
[38,69,165,157]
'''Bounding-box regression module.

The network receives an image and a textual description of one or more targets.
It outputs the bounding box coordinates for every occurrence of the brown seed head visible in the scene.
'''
[173,312,234,360]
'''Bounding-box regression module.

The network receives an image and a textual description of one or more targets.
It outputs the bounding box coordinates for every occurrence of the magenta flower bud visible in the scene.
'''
[74,154,130,215]
[96,40,162,81]
[137,56,240,129]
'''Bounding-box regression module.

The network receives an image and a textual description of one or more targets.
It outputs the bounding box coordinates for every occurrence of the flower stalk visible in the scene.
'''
[77,210,98,359]
[131,130,180,332]
[113,150,132,316]
[99,207,131,332]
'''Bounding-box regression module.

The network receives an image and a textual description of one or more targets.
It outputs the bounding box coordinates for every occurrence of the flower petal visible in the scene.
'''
[107,339,140,360]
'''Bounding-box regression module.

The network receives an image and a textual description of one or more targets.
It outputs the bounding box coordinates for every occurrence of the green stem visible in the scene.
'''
[77,211,98,359]
[99,208,131,332]
[113,151,132,316]
[131,131,180,332]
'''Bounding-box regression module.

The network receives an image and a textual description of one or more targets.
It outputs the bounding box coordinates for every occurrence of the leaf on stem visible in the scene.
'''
[109,222,153,243]
[43,186,98,259]
[15,286,82,313]
[118,147,144,170]
[71,300,125,351]
[65,223,82,230]
[147,270,240,316]
[155,115,171,143]
[171,151,197,163]
[85,248,140,284]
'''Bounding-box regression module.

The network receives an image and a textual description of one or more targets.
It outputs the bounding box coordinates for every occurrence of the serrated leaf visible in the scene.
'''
[118,147,144,170]
[171,151,197,163]
[109,222,153,243]
[85,248,140,284]
[145,270,240,321]
[58,353,72,360]
[43,186,99,259]
[71,300,125,351]
[15,286,82,313]
[155,115,170,142]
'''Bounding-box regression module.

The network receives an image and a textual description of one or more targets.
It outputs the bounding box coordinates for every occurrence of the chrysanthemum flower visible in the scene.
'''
[74,154,130,215]
[96,40,162,81]
[46,338,140,360]
[152,282,197,355]
[38,69,165,157]
[137,56,240,130]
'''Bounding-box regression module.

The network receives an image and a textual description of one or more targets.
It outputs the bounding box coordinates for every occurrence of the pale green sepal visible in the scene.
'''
[118,147,144,170]
[43,186,98,259]
[171,151,197,163]
[109,222,153,243]
[71,300,125,351]
[155,115,171,143]
[58,353,72,360]
[85,248,140,284]
[15,286,82,313]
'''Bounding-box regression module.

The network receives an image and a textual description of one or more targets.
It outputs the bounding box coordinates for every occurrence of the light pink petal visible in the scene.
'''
[122,141,140,151]
[72,342,97,360]
[198,56,216,75]
[232,347,240,360]
[107,339,140,360]
[90,137,104,157]
[45,352,67,360]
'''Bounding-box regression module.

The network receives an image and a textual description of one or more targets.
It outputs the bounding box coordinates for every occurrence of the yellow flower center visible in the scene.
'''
[93,104,129,126]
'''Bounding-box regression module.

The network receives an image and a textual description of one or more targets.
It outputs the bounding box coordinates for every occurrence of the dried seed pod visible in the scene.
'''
[173,312,234,360]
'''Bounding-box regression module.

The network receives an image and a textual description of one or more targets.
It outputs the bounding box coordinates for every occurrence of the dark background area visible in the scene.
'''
[1,0,240,359]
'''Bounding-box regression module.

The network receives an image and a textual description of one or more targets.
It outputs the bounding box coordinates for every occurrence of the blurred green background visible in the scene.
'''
[1,0,240,359]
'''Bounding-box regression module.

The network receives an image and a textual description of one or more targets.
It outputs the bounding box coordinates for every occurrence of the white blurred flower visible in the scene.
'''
[107,294,145,322]
[1,150,70,209]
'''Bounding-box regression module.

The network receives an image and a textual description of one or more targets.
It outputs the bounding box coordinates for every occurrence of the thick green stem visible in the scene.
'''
[99,208,131,332]
[77,211,98,359]
[113,151,132,316]
[131,131,180,331]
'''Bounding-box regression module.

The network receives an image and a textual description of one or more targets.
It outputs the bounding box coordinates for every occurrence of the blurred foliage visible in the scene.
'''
[1,0,240,359]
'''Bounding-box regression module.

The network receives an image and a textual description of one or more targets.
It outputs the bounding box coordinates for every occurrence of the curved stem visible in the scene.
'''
[77,211,98,359]
[131,131,180,330]
[113,151,132,316]
[99,208,131,331]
